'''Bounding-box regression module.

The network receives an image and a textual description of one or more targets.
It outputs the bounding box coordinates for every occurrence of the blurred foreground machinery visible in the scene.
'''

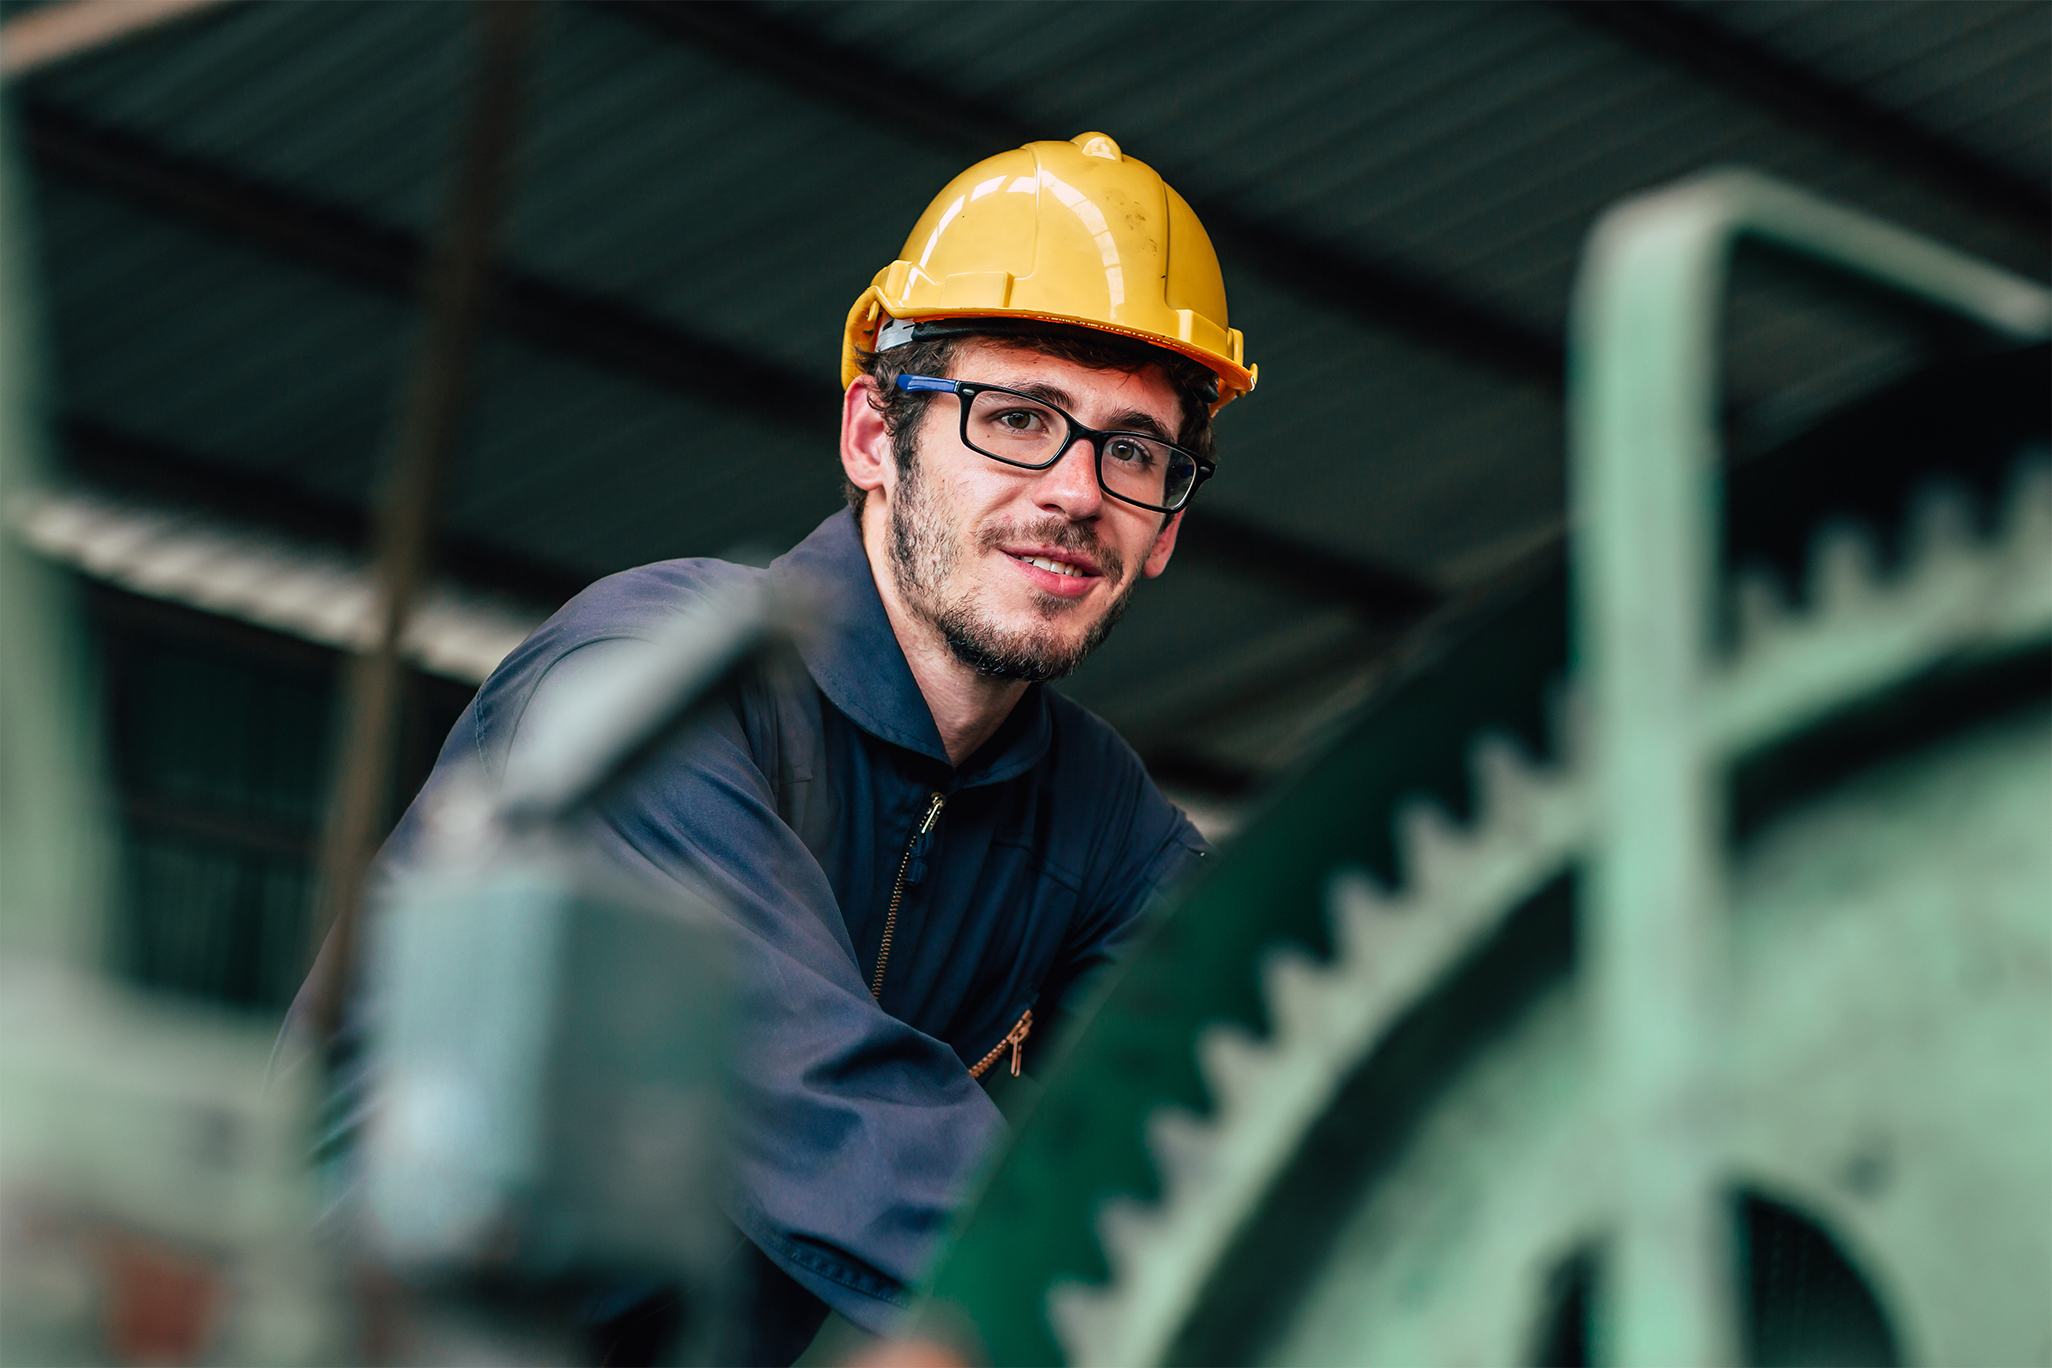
[916,171,2052,1367]
[0,99,343,1366]
[355,581,785,1365]
[2,432,774,1367]
[1,84,764,1362]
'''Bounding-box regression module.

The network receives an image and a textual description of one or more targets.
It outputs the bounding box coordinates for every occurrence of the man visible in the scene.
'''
[354,132,1255,1364]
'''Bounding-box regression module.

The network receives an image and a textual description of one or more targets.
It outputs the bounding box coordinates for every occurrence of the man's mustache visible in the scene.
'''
[975,516,1126,584]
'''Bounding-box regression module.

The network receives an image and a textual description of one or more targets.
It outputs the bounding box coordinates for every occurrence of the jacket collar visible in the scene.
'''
[771,509,1051,787]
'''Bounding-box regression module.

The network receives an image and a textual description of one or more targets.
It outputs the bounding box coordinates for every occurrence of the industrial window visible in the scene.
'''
[92,587,471,1014]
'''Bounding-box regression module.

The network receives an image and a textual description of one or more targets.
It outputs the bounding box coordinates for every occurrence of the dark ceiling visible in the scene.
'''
[9,0,2048,801]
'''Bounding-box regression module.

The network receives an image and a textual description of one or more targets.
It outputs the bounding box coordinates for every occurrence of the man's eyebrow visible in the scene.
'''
[1005,381,1079,411]
[1104,409,1176,442]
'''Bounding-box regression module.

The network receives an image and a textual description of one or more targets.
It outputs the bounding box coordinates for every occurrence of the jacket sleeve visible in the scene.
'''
[502,639,1002,1332]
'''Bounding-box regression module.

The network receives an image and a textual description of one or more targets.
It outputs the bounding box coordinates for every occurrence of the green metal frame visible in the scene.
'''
[1568,168,2051,1366]
[0,92,111,967]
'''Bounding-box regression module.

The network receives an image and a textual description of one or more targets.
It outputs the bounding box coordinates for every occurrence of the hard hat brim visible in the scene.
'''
[841,288,1257,415]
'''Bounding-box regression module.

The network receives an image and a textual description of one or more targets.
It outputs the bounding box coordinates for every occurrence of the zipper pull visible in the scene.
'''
[1006,1010,1033,1077]
[870,793,949,1003]
[906,793,944,884]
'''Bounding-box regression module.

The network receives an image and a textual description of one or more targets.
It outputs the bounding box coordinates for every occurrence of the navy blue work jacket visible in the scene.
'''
[381,509,1205,1355]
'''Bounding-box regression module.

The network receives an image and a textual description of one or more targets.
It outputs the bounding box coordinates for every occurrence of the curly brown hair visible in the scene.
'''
[846,325,1219,519]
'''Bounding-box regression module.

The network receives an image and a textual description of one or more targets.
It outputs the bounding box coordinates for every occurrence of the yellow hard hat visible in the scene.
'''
[842,132,1257,411]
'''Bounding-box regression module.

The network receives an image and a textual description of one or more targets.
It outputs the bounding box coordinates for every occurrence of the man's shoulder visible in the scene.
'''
[548,557,766,640]
[499,557,765,669]
[471,558,766,758]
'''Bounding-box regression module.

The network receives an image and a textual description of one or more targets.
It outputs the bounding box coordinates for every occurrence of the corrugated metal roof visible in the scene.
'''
[1676,0,2050,185]
[13,0,2046,784]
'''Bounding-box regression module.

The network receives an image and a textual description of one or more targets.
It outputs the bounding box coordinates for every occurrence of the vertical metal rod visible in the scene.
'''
[304,0,531,1042]
[1570,169,2047,1367]
[0,94,113,968]
[1572,189,1736,1368]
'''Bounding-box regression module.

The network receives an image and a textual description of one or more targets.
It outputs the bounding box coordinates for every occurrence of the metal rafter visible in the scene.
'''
[62,417,592,608]
[20,100,840,432]
[598,0,1567,392]
[1558,0,2051,242]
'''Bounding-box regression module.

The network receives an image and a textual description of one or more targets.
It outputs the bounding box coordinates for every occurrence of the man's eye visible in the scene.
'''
[1105,437,1158,468]
[996,409,1046,432]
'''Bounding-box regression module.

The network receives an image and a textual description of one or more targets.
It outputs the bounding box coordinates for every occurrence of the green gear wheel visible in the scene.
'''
[1046,461,2048,1368]
[915,280,2051,1362]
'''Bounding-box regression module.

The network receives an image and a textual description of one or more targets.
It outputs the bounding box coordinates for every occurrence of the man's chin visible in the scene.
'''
[1025,587,1102,624]
[985,586,1108,643]
[933,583,1136,683]
[935,610,1095,683]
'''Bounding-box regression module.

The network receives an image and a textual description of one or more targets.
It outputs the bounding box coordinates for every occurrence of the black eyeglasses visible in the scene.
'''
[895,374,1213,513]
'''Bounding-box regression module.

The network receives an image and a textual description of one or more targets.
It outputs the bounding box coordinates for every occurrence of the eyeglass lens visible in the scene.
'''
[964,390,1197,510]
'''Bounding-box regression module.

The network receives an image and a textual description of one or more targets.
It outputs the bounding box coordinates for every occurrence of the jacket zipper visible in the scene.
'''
[970,1009,1034,1080]
[869,791,945,1001]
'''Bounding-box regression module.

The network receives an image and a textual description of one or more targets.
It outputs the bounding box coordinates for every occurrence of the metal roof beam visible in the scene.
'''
[21,100,841,432]
[599,0,1565,391]
[62,417,594,608]
[1558,0,2051,241]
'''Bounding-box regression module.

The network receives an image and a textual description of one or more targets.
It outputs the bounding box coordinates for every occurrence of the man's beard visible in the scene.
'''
[886,441,1136,683]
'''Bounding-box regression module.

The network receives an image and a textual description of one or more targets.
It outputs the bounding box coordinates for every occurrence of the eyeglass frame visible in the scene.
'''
[893,373,1215,514]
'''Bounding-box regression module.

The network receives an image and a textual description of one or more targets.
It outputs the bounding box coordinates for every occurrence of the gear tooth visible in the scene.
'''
[1547,680,1591,769]
[1994,459,2052,637]
[1471,732,1540,826]
[1734,568,1791,652]
[1329,865,1392,916]
[1328,867,1401,965]
[1810,520,1882,615]
[1047,1279,1119,1368]
[1397,797,1465,896]
[1904,480,1977,576]
[2002,458,2052,552]
[1197,1023,1269,1115]
[1147,1106,1216,1195]
[1095,1195,1160,1275]
[1263,945,1332,1043]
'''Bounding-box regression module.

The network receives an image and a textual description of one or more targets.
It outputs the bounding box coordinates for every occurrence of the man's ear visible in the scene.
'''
[841,377,893,498]
[1143,510,1183,578]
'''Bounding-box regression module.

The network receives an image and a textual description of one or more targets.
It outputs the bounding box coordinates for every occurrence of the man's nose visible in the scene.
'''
[1031,438,1102,519]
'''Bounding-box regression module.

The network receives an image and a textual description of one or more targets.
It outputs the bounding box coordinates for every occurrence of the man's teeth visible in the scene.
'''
[1021,555,1084,578]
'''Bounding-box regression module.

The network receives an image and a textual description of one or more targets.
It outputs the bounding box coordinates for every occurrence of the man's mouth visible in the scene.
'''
[1001,544,1104,598]
[1016,554,1087,578]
